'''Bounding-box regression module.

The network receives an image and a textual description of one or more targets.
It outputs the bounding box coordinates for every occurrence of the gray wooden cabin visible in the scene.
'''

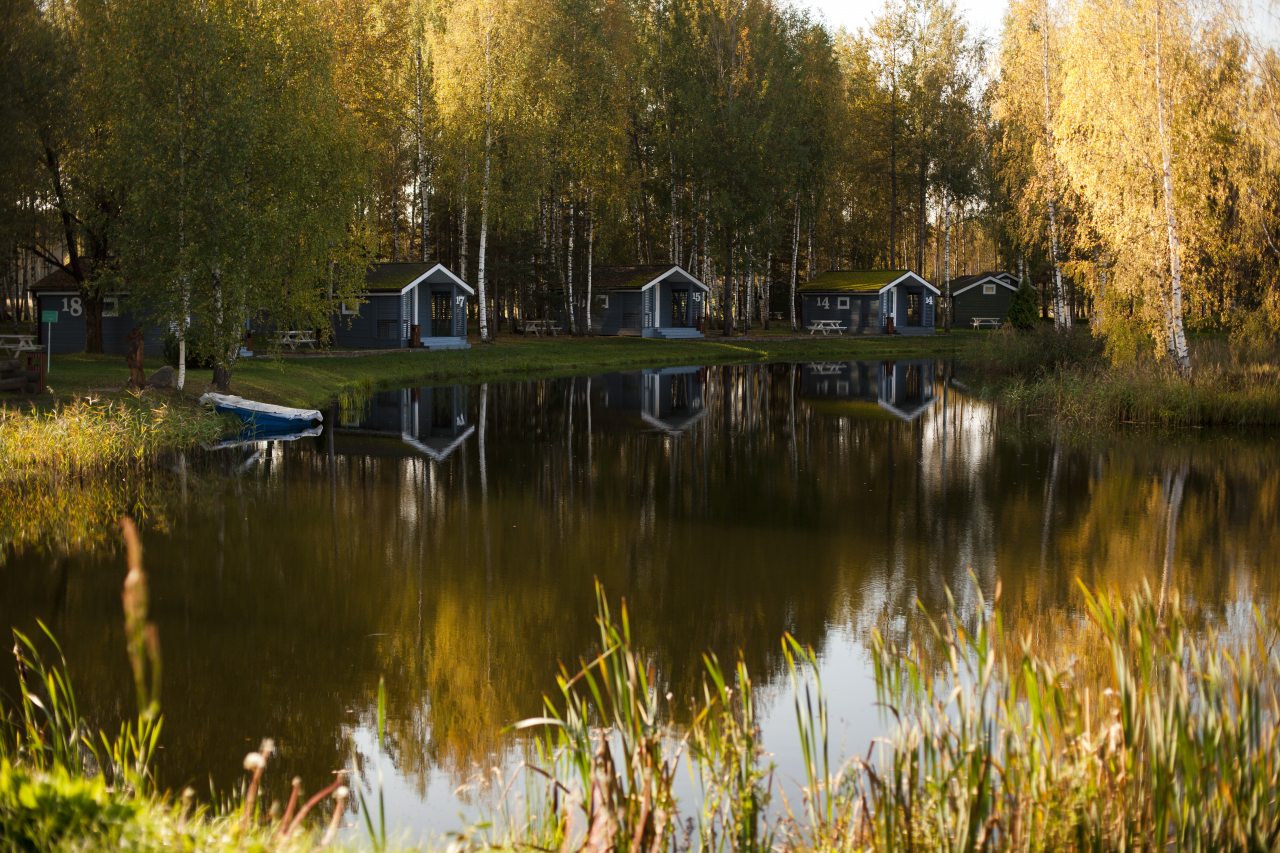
[333,385,474,462]
[799,270,939,335]
[800,359,937,422]
[334,263,473,350]
[947,271,1020,328]
[30,268,165,356]
[591,265,709,339]
[602,366,707,435]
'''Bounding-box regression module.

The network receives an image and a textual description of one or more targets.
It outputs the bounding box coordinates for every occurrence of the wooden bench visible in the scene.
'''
[806,320,846,336]
[970,317,1001,330]
[0,333,39,358]
[522,319,562,337]
[278,330,318,350]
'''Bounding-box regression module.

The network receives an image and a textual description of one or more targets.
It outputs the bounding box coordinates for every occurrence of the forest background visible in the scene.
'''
[3,0,1279,384]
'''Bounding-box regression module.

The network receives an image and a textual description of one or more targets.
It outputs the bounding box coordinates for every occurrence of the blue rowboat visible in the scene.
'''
[200,392,323,431]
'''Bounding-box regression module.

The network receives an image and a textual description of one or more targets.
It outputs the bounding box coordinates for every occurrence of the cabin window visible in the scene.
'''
[982,283,996,295]
[340,301,358,316]
[597,294,609,309]
[837,296,850,309]
[376,319,401,339]
[102,297,120,318]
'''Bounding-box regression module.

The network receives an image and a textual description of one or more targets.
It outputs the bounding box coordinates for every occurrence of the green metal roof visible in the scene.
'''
[799,270,914,293]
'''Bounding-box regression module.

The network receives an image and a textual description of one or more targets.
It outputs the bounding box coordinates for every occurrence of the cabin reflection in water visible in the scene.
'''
[800,360,937,422]
[335,386,474,461]
[602,366,707,435]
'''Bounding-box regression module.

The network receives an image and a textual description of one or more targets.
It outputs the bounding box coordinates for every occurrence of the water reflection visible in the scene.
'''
[335,386,475,461]
[800,359,936,421]
[2,361,1279,840]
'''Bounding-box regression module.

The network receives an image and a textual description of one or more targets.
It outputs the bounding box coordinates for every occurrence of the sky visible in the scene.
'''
[804,0,1009,41]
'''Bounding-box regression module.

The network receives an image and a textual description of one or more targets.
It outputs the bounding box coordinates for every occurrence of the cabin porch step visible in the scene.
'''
[644,327,705,340]
[419,336,471,350]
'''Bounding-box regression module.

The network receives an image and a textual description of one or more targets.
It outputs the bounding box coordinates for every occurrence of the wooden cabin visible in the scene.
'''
[29,267,165,356]
[947,271,1020,328]
[333,385,474,462]
[602,366,706,435]
[334,262,472,350]
[800,359,937,422]
[591,264,709,339]
[799,270,939,335]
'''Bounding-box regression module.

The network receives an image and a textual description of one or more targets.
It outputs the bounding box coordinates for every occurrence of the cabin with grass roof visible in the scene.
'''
[800,360,937,422]
[334,385,474,462]
[799,270,939,335]
[333,262,472,350]
[946,271,1020,329]
[590,264,709,339]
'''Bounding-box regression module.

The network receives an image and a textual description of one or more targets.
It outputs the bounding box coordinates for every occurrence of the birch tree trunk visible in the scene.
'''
[1040,0,1069,330]
[566,197,577,335]
[477,28,492,343]
[416,43,429,262]
[943,192,951,331]
[1153,0,1192,374]
[790,195,800,331]
[585,188,594,335]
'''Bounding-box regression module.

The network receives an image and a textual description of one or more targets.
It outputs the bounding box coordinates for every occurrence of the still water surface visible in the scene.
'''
[3,360,1278,841]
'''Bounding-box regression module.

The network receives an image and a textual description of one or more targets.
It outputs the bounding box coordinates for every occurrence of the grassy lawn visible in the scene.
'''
[15,332,977,409]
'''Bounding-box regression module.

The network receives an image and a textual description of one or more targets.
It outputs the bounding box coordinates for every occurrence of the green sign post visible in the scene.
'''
[41,309,57,374]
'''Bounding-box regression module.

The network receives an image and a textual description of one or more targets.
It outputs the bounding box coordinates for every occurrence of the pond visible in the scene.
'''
[2,359,1278,843]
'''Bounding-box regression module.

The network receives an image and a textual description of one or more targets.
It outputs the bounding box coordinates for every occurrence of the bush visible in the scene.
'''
[1006,283,1040,331]
[974,325,1104,379]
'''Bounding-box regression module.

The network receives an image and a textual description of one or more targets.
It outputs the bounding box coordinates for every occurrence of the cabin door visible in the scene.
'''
[671,289,690,327]
[431,292,452,337]
[906,292,922,326]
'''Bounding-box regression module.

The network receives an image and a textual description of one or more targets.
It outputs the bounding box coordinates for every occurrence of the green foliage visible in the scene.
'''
[974,325,1104,378]
[1229,310,1279,365]
[0,761,140,852]
[0,396,223,473]
[1006,282,1040,330]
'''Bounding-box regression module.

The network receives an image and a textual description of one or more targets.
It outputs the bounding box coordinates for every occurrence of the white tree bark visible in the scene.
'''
[1040,0,1070,330]
[943,193,951,331]
[790,194,800,331]
[566,197,576,335]
[416,42,429,262]
[477,25,493,343]
[1153,0,1192,374]
[585,188,594,335]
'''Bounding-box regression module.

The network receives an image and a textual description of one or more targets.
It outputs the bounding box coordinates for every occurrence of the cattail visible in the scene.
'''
[178,787,195,831]
[284,770,347,839]
[320,786,350,846]
[277,777,303,836]
[240,742,272,833]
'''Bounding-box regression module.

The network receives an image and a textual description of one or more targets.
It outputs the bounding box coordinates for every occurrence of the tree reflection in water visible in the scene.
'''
[2,362,1278,833]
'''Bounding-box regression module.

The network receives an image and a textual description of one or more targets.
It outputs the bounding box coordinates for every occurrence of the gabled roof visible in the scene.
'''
[29,261,91,294]
[364,262,475,295]
[948,271,1018,297]
[594,264,710,293]
[800,269,939,295]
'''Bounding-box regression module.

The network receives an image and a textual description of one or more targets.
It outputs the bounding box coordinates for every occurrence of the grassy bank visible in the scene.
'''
[0,395,223,473]
[18,333,971,408]
[0,332,966,477]
[5,522,1280,850]
[971,327,1280,428]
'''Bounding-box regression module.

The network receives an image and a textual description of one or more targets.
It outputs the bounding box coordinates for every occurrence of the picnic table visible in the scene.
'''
[806,319,846,336]
[970,317,1001,330]
[0,333,39,358]
[521,319,562,337]
[278,330,318,350]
